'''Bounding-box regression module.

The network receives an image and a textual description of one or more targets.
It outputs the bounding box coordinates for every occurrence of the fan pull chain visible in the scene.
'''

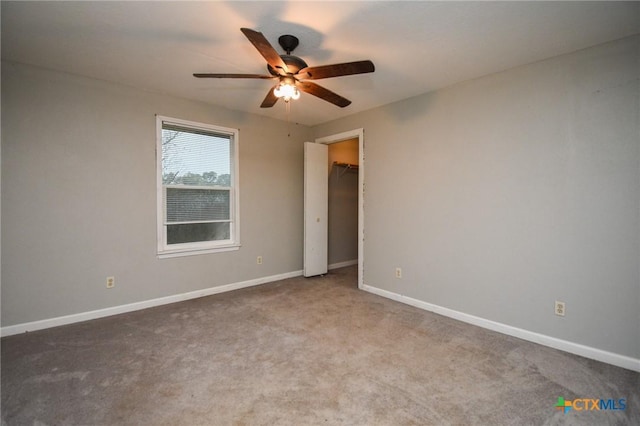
[286,100,291,137]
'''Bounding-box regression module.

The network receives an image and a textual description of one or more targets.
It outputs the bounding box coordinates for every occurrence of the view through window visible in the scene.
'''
[157,116,239,256]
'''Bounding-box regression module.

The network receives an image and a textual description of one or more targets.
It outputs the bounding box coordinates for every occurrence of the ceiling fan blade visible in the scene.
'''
[297,60,375,80]
[193,73,276,79]
[260,85,279,108]
[296,81,351,108]
[240,28,289,75]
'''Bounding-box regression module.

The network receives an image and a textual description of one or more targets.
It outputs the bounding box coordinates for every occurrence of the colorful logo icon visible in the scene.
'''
[555,397,572,413]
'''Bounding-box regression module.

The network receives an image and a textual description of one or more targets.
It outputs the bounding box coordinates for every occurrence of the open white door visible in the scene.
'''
[304,142,328,277]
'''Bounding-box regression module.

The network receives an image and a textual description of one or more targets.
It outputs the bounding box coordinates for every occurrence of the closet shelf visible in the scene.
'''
[332,161,359,178]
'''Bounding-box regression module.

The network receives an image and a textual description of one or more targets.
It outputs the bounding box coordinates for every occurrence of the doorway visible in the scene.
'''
[327,139,358,269]
[315,129,364,289]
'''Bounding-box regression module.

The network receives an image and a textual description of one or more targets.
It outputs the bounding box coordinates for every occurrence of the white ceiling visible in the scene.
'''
[2,1,639,126]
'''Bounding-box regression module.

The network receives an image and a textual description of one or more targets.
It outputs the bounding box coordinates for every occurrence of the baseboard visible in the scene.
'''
[328,259,358,270]
[361,284,640,373]
[1,270,303,338]
[6,272,636,372]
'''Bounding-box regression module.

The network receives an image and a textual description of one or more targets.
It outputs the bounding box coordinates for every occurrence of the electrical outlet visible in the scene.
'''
[555,300,565,317]
[395,267,402,279]
[106,276,115,289]
[257,256,263,265]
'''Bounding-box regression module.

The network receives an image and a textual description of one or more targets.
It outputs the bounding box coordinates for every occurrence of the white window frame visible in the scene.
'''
[156,115,240,258]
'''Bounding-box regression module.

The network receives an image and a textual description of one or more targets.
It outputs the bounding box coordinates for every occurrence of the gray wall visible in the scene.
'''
[315,36,640,359]
[1,62,312,326]
[328,139,359,265]
[3,35,639,361]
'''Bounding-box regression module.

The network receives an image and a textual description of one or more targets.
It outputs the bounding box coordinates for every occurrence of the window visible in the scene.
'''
[156,116,239,257]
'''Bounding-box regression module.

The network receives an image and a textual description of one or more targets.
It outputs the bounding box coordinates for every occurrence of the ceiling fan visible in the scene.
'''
[194,28,375,108]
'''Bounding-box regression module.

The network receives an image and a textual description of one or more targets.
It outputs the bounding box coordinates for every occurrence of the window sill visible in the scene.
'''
[158,244,240,259]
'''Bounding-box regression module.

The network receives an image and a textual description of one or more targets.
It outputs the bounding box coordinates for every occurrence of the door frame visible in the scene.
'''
[315,128,364,289]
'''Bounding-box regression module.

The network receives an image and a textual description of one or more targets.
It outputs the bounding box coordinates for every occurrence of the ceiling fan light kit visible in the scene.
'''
[194,28,375,108]
[273,80,300,102]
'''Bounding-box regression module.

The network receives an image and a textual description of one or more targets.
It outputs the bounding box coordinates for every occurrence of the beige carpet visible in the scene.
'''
[2,266,638,425]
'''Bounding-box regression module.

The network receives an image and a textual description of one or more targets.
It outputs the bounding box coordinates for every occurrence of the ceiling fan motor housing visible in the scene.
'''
[267,54,309,75]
